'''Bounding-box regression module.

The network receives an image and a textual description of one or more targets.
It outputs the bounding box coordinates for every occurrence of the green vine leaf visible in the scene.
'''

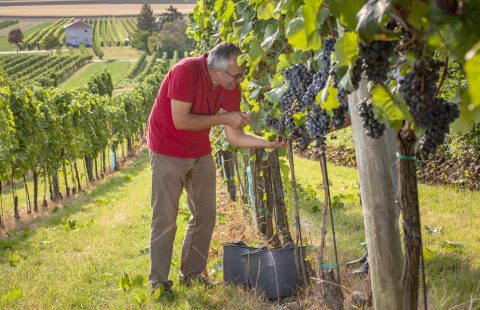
[370,85,407,129]
[465,42,480,108]
[293,112,306,127]
[356,0,391,42]
[286,17,309,50]
[302,0,323,50]
[327,0,364,31]
[265,84,288,104]
[321,80,340,111]
[257,1,276,20]
[276,54,291,73]
[261,22,280,50]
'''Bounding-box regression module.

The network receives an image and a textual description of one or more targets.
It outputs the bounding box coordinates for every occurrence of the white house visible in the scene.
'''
[64,20,93,47]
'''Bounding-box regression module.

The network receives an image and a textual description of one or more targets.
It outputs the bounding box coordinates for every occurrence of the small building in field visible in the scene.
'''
[64,20,93,47]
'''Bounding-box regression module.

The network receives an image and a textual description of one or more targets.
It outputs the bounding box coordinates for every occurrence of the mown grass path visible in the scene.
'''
[60,60,132,90]
[0,150,271,309]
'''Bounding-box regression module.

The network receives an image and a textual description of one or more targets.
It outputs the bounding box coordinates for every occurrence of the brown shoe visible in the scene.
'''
[151,280,174,301]
[180,273,217,287]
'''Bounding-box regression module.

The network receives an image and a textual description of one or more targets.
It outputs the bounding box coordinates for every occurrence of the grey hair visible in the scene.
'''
[206,42,242,71]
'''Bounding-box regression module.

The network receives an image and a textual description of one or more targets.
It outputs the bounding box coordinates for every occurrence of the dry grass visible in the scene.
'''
[0,4,195,17]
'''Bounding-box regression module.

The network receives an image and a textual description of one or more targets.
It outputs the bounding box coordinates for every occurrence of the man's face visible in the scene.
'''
[215,55,245,90]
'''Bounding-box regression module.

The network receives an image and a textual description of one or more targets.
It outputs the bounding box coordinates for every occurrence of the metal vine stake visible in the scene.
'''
[286,139,309,284]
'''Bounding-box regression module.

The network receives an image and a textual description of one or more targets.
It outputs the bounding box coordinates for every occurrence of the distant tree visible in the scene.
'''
[156,5,183,30]
[148,20,192,56]
[41,34,61,54]
[8,28,23,53]
[137,3,156,32]
[132,31,150,52]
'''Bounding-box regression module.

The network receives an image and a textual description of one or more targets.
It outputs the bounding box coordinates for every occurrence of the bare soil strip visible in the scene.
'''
[0,3,195,17]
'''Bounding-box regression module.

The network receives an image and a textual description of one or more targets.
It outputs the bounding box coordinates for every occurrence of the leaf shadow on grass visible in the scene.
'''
[0,150,150,262]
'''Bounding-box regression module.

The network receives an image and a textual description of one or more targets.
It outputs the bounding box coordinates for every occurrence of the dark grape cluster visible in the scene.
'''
[265,114,283,133]
[399,58,460,154]
[284,63,314,107]
[264,38,342,150]
[279,90,295,112]
[350,39,397,90]
[360,40,396,84]
[351,57,363,89]
[399,59,441,128]
[302,38,335,107]
[282,109,311,150]
[307,104,329,147]
[418,98,459,154]
[358,98,385,139]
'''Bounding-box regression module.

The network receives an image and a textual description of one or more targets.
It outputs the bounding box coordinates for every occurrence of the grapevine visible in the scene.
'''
[358,98,385,139]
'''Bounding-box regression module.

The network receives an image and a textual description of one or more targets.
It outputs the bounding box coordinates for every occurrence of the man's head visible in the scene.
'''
[207,42,245,90]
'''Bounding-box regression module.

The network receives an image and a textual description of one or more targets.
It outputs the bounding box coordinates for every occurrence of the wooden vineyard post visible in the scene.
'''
[286,139,309,284]
[221,150,236,201]
[252,148,266,235]
[233,152,248,204]
[261,153,276,244]
[269,150,293,244]
[348,79,404,309]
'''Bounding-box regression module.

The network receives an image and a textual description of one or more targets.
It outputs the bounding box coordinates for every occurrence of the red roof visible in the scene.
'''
[63,20,93,29]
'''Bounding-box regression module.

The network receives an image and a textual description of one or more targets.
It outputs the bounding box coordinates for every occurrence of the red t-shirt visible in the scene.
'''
[147,54,241,158]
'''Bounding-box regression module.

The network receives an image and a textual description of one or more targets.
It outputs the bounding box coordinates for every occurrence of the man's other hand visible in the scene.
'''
[267,135,287,149]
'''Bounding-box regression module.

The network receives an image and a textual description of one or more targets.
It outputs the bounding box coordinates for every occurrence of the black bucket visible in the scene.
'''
[222,241,258,286]
[242,242,304,299]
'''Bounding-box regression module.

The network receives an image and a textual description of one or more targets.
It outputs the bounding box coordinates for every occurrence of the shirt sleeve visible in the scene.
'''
[221,87,241,112]
[167,64,196,103]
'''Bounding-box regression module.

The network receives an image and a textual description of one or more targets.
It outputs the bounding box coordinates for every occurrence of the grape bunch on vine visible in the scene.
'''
[266,38,348,150]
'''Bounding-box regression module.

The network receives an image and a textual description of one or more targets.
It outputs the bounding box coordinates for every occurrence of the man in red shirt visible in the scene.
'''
[147,42,284,294]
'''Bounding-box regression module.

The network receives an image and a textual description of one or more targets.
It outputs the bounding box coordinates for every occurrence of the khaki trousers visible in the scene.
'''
[148,150,216,286]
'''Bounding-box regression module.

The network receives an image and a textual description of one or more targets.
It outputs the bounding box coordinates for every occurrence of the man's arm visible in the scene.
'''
[224,125,285,148]
[171,99,247,130]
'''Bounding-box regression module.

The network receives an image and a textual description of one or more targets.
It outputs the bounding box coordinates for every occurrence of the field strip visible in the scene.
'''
[0,3,195,17]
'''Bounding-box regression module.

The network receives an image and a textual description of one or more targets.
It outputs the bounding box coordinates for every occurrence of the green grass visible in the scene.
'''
[1,147,478,308]
[290,155,480,308]
[326,126,354,149]
[60,60,132,90]
[0,21,52,51]
[0,149,272,309]
[101,47,144,60]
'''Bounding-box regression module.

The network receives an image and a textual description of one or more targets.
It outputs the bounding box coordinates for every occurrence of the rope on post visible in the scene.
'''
[111,151,116,171]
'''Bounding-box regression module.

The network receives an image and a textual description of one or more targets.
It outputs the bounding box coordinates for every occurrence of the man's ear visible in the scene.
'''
[210,67,221,82]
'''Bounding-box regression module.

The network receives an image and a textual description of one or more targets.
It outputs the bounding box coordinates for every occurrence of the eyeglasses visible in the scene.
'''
[222,69,246,80]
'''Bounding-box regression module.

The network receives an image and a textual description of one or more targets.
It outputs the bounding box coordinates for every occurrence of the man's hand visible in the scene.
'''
[222,111,249,129]
[171,100,249,131]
